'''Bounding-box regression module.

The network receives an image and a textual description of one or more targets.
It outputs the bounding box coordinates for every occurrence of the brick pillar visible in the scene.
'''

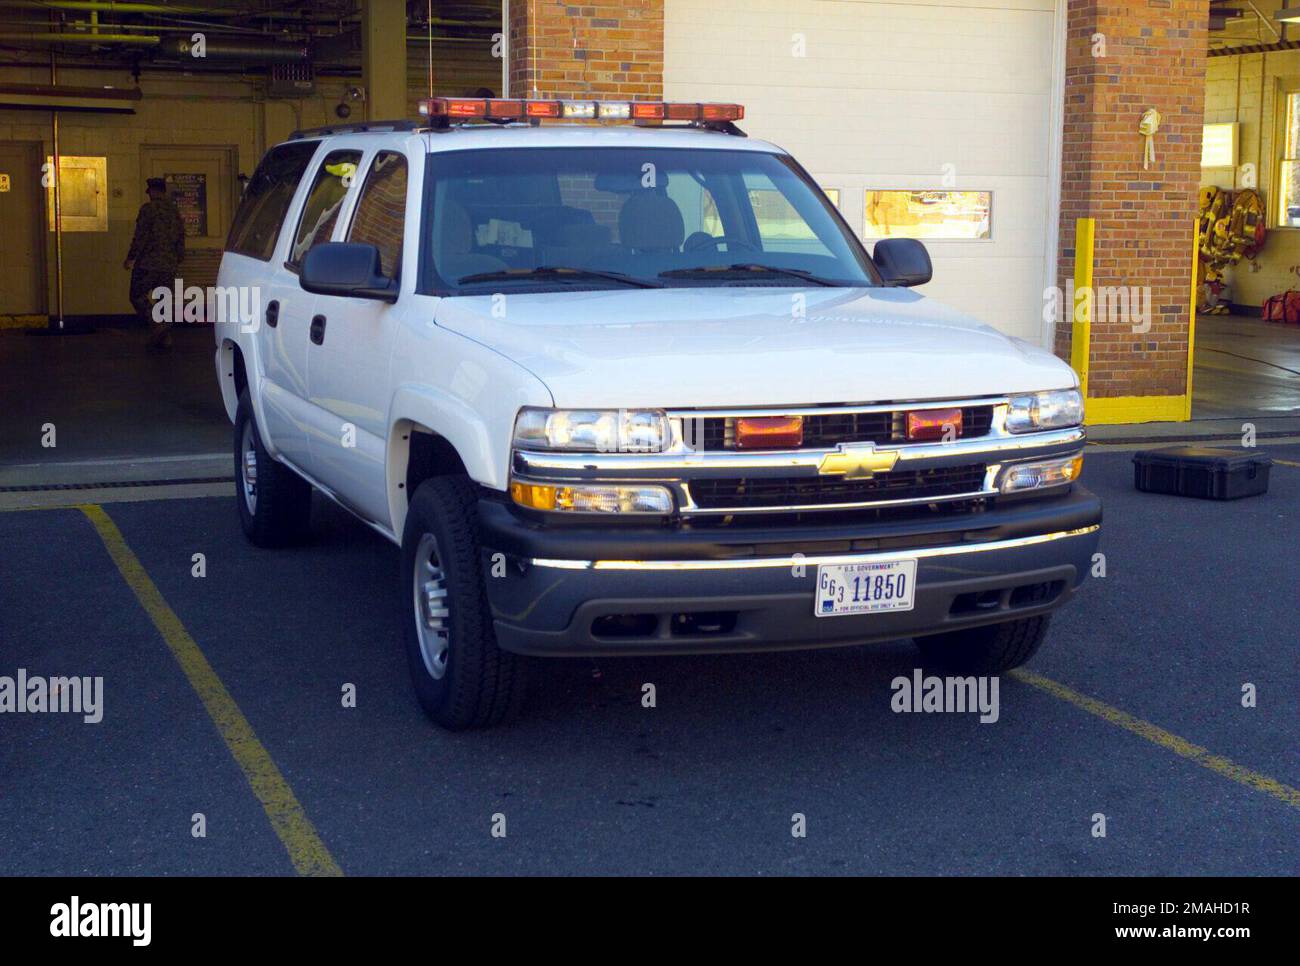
[1056,0,1208,422]
[507,0,663,100]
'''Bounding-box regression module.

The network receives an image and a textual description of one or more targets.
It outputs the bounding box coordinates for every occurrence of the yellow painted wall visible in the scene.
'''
[0,44,498,316]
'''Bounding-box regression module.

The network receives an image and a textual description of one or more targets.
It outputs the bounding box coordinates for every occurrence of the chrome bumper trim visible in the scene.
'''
[527,525,1101,571]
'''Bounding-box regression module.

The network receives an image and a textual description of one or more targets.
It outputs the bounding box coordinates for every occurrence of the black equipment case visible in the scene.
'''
[1132,445,1272,500]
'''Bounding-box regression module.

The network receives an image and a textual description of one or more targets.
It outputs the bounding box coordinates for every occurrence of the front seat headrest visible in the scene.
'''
[618,191,685,253]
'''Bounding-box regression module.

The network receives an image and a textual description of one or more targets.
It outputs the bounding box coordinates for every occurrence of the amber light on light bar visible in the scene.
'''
[418,97,744,124]
[735,416,804,450]
[906,408,963,442]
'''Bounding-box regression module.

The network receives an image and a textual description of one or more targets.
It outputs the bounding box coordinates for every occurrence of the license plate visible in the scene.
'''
[815,559,917,617]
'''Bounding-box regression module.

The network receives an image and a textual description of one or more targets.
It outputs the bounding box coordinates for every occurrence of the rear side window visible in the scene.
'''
[347,151,408,279]
[287,149,362,270]
[226,140,319,261]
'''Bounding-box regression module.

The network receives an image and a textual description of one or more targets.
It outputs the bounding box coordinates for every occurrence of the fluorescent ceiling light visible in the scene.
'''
[1278,7,1300,24]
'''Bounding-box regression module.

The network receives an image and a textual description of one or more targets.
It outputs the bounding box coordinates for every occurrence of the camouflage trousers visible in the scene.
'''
[130,264,178,339]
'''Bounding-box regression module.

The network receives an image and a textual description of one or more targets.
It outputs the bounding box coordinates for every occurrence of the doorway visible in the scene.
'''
[0,140,47,321]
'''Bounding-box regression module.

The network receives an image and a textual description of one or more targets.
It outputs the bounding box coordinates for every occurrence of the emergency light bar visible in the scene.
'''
[418,97,744,124]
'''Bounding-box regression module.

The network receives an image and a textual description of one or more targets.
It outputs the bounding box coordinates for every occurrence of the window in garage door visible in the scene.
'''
[741,170,837,256]
[864,190,992,240]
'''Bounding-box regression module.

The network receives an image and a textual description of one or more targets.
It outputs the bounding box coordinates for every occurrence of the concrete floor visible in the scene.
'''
[0,325,229,469]
[1192,313,1300,419]
[1,315,1299,475]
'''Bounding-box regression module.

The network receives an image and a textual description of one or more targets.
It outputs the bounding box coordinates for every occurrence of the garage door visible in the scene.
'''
[664,0,1063,347]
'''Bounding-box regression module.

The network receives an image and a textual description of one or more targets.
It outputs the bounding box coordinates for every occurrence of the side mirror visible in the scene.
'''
[300,242,398,302]
[873,238,932,288]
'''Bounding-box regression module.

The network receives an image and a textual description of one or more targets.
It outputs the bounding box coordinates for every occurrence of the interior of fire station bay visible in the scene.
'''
[1,0,1299,475]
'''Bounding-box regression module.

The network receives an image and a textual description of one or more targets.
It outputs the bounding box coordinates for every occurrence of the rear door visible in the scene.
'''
[0,141,45,318]
[224,139,320,468]
[279,145,364,483]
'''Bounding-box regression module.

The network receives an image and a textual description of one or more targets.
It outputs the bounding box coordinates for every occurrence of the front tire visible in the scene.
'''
[401,475,526,730]
[234,390,312,547]
[914,615,1051,674]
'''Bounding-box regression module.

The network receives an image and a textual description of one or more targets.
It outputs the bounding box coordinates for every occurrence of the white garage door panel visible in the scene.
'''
[665,0,1062,347]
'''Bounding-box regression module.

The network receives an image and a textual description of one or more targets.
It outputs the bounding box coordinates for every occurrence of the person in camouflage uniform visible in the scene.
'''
[124,177,185,349]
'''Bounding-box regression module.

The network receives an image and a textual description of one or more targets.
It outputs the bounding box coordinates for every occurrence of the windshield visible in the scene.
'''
[419,147,878,294]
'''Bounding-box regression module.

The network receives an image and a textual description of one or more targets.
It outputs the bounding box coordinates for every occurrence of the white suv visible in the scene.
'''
[214,97,1100,730]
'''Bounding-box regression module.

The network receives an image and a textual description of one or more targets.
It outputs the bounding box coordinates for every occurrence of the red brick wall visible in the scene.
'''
[508,0,664,100]
[1056,0,1208,399]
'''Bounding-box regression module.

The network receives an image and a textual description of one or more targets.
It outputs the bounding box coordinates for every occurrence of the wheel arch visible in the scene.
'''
[386,386,501,537]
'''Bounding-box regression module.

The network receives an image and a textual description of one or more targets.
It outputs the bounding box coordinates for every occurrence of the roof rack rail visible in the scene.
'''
[287,120,421,140]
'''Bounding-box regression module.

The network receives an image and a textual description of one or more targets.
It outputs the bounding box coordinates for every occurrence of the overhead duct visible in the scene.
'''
[158,35,309,62]
[0,81,141,111]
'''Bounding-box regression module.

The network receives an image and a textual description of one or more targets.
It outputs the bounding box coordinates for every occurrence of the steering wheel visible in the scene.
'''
[682,233,759,253]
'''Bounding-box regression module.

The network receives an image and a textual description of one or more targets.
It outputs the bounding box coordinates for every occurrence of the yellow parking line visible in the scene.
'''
[1274,458,1300,468]
[1011,669,1300,809]
[78,503,344,876]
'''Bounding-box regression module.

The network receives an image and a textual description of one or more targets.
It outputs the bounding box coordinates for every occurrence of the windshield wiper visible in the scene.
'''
[457,266,662,288]
[659,263,843,286]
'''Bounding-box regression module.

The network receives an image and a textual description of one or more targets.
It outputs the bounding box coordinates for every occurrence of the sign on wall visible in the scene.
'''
[165,172,208,237]
[1201,123,1238,168]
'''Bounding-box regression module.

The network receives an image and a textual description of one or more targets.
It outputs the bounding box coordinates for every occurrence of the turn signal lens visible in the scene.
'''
[999,455,1084,493]
[906,407,962,442]
[735,415,804,449]
[510,481,674,514]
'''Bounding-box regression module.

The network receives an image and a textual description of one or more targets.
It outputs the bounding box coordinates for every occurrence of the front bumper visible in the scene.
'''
[479,486,1102,656]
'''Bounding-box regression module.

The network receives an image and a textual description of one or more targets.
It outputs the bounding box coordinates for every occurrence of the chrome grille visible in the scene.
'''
[688,463,989,510]
[692,405,994,450]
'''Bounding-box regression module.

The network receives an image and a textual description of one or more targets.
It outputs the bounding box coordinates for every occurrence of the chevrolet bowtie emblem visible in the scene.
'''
[817,444,899,479]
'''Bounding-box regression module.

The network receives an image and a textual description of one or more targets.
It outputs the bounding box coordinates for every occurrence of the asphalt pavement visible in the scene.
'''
[1,443,1297,875]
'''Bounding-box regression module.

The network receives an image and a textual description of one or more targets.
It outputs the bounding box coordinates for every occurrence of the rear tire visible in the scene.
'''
[913,615,1050,674]
[401,475,526,730]
[234,390,312,547]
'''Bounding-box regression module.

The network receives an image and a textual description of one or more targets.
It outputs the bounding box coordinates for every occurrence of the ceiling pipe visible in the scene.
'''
[0,31,159,43]
[0,2,227,14]
[157,34,309,60]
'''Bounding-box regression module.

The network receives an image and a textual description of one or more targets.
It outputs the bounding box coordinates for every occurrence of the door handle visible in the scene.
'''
[265,299,279,328]
[310,314,326,345]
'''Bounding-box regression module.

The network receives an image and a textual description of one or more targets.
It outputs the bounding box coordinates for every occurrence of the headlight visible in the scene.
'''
[513,407,670,453]
[1005,389,1083,434]
[999,454,1083,493]
[510,481,674,514]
